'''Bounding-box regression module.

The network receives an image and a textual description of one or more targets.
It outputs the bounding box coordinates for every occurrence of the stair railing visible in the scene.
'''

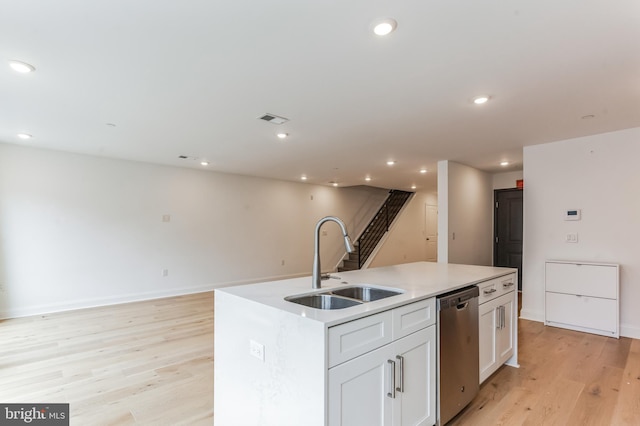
[357,190,412,269]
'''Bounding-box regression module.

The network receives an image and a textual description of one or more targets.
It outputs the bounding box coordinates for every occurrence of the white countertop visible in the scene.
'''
[216,261,516,326]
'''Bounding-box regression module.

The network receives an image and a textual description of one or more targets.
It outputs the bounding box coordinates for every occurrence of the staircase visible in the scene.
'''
[339,190,413,272]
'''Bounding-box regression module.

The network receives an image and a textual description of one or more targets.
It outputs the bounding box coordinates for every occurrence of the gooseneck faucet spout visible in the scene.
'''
[313,216,355,289]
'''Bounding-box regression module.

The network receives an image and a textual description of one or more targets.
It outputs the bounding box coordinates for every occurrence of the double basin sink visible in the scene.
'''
[285,285,403,310]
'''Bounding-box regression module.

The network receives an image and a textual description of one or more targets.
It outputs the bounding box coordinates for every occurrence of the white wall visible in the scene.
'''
[0,143,388,318]
[493,170,523,190]
[439,161,493,266]
[368,191,437,268]
[521,127,640,338]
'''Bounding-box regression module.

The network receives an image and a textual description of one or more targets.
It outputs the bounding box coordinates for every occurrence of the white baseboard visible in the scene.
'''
[519,308,544,322]
[620,324,640,340]
[519,309,640,340]
[0,285,214,320]
[0,272,309,320]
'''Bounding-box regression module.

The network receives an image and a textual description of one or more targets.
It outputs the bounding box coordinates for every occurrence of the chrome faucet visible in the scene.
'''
[313,216,355,289]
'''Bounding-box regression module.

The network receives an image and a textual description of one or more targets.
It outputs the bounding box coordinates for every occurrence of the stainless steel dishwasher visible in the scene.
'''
[437,285,479,425]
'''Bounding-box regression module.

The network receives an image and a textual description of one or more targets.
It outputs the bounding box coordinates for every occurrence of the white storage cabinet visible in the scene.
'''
[328,298,436,426]
[545,260,619,338]
[477,273,517,384]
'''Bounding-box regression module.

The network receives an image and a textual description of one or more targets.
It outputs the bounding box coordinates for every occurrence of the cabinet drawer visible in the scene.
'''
[478,274,516,304]
[392,298,436,339]
[328,310,393,367]
[545,262,617,299]
[545,291,617,335]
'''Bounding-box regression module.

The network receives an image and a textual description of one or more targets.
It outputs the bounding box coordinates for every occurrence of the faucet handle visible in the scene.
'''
[321,274,341,281]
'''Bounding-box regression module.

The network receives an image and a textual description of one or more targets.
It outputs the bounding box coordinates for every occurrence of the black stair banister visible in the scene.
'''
[338,190,412,272]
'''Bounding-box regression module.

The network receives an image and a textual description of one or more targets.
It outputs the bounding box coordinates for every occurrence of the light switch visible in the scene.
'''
[250,340,265,362]
[566,233,578,243]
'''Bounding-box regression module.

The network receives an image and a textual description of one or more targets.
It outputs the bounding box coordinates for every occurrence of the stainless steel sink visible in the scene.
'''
[285,294,363,310]
[285,285,403,310]
[330,286,403,302]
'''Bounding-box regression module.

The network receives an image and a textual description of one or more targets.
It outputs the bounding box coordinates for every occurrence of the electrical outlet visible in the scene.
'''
[281,259,285,266]
[162,214,171,222]
[162,269,169,277]
[250,340,265,362]
[566,233,578,243]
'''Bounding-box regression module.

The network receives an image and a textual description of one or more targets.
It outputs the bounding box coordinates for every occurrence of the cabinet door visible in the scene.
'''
[478,299,498,384]
[394,327,436,426]
[328,344,394,426]
[496,295,514,365]
[479,292,515,383]
[328,327,436,426]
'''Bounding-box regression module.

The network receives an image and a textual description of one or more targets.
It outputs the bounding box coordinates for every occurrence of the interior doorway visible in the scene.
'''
[425,203,437,262]
[494,189,523,290]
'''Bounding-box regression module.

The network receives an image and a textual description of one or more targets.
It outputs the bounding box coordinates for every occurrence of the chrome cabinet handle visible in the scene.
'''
[387,359,396,399]
[503,282,514,288]
[484,288,497,295]
[496,305,505,329]
[396,355,404,393]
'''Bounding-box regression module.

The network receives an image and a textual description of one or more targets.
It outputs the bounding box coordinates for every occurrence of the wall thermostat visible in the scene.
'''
[565,209,581,221]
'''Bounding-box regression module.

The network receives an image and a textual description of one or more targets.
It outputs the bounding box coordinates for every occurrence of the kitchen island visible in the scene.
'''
[214,261,518,426]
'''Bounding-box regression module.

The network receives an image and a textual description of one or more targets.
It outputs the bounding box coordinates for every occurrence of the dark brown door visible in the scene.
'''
[494,189,523,290]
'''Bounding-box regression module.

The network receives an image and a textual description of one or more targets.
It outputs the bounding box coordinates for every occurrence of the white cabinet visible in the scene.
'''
[545,260,619,338]
[328,299,436,426]
[477,273,516,384]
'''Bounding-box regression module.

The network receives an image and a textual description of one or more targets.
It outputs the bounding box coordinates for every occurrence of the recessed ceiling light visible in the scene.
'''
[373,19,397,36]
[386,160,396,166]
[500,161,509,166]
[331,182,339,187]
[9,60,35,73]
[277,133,288,139]
[420,168,427,174]
[17,133,32,140]
[301,175,308,181]
[473,95,490,105]
[365,176,372,182]
[200,161,209,166]
[411,185,417,190]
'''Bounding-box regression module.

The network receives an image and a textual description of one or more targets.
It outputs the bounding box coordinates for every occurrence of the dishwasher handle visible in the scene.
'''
[437,285,479,311]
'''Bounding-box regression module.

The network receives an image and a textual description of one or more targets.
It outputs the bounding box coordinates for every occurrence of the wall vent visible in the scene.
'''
[258,113,289,125]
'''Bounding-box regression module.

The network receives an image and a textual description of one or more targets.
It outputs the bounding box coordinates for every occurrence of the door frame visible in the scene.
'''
[493,188,523,289]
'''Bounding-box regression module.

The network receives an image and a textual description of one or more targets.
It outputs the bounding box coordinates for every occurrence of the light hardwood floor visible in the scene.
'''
[0,292,214,425]
[450,319,640,425]
[2,291,638,425]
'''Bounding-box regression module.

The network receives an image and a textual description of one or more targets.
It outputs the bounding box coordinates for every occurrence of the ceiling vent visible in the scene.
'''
[258,113,289,125]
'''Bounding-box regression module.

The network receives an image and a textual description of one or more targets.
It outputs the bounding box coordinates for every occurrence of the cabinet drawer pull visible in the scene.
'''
[502,282,514,288]
[396,355,404,393]
[387,359,396,399]
[483,288,497,295]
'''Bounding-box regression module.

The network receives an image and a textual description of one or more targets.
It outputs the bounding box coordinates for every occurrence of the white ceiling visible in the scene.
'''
[1,0,639,191]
